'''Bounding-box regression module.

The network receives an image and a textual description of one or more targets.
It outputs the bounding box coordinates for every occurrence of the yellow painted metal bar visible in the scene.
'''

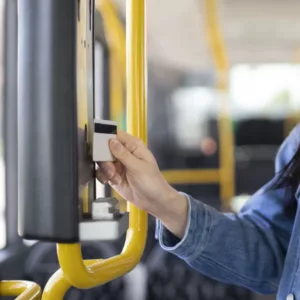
[56,0,147,289]
[162,169,220,185]
[0,281,41,299]
[204,0,228,90]
[41,271,70,300]
[204,0,235,207]
[41,260,97,300]
[96,0,126,79]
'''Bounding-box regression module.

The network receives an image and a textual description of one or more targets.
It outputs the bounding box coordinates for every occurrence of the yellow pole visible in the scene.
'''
[41,261,97,300]
[126,0,148,217]
[204,0,235,208]
[56,0,147,289]
[0,281,41,299]
[162,169,220,185]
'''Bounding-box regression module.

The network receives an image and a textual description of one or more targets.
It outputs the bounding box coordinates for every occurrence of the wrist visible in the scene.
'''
[154,189,189,239]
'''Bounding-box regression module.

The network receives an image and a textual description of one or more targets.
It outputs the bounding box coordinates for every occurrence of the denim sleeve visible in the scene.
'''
[156,125,300,294]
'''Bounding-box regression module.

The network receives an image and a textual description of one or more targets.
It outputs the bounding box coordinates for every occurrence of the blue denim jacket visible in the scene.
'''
[156,125,300,300]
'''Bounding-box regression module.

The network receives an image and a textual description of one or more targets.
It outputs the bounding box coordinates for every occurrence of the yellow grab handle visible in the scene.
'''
[41,260,97,300]
[57,214,147,288]
[57,0,148,289]
[204,0,235,206]
[0,280,41,300]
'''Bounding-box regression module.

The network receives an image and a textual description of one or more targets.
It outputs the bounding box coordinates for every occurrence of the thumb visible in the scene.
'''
[109,138,139,168]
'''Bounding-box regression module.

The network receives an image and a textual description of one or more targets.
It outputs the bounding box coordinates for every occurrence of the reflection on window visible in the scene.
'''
[170,87,218,151]
[0,0,6,250]
[230,64,300,119]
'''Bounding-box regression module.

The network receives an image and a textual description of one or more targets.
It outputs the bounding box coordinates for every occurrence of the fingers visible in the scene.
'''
[96,171,108,184]
[117,130,155,163]
[117,129,139,145]
[98,162,115,178]
[109,139,139,168]
[96,162,121,185]
[108,173,122,185]
[97,138,139,182]
[97,130,156,185]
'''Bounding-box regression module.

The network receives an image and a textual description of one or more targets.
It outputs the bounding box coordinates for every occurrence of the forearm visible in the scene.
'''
[152,190,189,239]
[155,194,287,294]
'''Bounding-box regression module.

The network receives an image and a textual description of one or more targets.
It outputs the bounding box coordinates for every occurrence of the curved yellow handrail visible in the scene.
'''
[0,280,41,300]
[204,0,235,207]
[57,0,147,289]
[41,270,70,300]
[41,260,97,300]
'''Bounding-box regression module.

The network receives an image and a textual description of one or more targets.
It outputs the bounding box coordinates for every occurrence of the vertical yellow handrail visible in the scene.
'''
[55,0,147,289]
[0,281,41,299]
[204,0,235,208]
[126,0,148,143]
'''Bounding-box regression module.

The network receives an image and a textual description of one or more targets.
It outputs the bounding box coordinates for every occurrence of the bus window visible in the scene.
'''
[230,64,300,120]
[170,87,218,154]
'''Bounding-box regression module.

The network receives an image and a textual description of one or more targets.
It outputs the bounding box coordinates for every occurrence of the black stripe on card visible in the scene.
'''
[94,123,117,134]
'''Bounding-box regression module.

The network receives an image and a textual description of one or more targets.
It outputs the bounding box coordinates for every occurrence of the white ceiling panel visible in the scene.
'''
[113,0,300,71]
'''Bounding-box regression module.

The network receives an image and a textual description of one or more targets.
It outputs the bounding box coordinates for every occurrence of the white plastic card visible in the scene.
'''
[93,119,117,162]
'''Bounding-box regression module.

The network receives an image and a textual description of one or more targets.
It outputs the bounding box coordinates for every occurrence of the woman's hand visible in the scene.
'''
[97,130,188,238]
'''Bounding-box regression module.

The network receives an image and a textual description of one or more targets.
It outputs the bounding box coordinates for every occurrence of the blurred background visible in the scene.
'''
[1,0,300,299]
